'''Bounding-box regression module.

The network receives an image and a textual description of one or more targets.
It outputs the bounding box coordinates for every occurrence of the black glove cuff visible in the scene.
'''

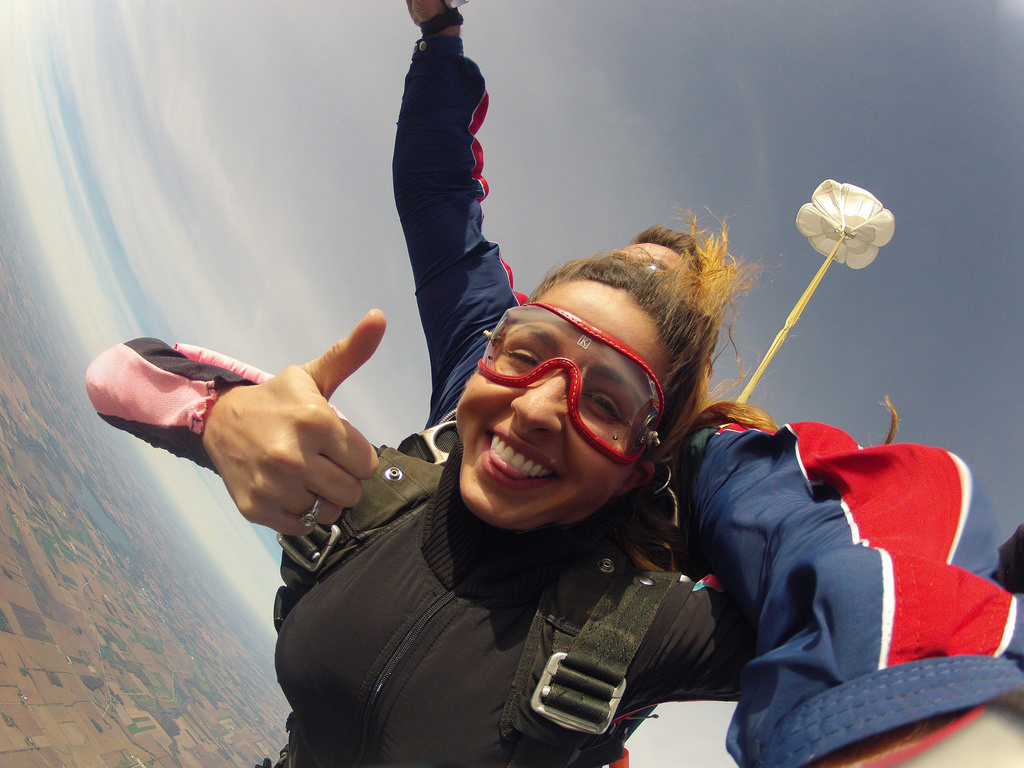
[420,7,463,37]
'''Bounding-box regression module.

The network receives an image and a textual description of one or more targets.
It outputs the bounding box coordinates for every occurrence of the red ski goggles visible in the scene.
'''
[477,303,664,464]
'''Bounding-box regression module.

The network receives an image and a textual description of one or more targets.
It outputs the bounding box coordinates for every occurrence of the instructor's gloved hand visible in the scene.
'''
[407,0,448,26]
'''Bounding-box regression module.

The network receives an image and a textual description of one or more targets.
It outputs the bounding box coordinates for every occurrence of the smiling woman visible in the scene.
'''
[262,241,767,767]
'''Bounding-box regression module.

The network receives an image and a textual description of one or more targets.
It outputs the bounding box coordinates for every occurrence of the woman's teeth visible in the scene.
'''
[491,436,553,478]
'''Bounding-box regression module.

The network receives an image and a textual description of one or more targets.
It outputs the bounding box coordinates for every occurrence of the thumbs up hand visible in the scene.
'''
[203,310,387,534]
[301,309,387,401]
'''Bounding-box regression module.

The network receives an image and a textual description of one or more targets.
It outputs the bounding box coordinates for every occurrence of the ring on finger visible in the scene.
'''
[300,497,322,527]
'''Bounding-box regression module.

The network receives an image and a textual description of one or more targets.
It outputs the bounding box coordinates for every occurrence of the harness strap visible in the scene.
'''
[274,447,444,631]
[504,560,677,768]
[674,427,717,576]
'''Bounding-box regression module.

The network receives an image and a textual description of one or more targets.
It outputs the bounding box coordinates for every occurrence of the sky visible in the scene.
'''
[1,1,1023,764]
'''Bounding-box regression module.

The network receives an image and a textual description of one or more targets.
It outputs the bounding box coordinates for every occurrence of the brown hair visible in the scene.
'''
[531,217,776,570]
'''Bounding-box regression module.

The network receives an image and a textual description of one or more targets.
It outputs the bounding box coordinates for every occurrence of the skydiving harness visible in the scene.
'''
[268,422,715,768]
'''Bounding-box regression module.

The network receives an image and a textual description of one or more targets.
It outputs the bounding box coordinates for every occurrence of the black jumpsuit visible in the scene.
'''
[275,444,753,767]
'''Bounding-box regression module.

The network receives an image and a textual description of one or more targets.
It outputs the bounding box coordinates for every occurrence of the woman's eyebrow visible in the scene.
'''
[510,322,563,351]
[515,320,647,393]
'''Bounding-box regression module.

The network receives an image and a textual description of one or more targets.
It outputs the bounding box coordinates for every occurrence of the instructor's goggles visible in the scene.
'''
[478,303,664,464]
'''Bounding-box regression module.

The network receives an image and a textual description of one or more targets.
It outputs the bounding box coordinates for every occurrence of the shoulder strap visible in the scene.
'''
[503,548,678,768]
[499,428,721,768]
[671,426,716,507]
[674,426,717,577]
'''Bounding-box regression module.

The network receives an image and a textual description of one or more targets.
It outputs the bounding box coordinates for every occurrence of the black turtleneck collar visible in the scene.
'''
[420,440,624,601]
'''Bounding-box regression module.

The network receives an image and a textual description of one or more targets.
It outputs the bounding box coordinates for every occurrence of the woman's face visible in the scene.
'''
[456,280,669,531]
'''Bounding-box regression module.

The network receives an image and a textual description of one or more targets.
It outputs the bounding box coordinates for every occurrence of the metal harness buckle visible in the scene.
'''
[529,652,626,734]
[277,524,342,573]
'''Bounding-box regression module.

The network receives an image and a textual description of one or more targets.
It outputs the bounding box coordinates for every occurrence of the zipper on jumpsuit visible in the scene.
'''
[353,589,457,764]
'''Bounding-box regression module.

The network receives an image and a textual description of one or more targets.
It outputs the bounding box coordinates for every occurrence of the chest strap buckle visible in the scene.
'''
[277,524,342,573]
[529,651,626,734]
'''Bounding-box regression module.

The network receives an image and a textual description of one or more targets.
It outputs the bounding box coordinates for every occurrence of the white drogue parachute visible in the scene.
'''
[737,179,895,403]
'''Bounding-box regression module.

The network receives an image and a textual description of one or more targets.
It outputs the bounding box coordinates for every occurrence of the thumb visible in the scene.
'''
[302,309,387,399]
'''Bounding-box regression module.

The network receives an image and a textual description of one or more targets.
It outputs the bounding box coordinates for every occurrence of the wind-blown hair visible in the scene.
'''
[531,217,775,570]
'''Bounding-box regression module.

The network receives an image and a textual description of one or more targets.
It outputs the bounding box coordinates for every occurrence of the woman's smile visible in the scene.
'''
[486,434,556,479]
